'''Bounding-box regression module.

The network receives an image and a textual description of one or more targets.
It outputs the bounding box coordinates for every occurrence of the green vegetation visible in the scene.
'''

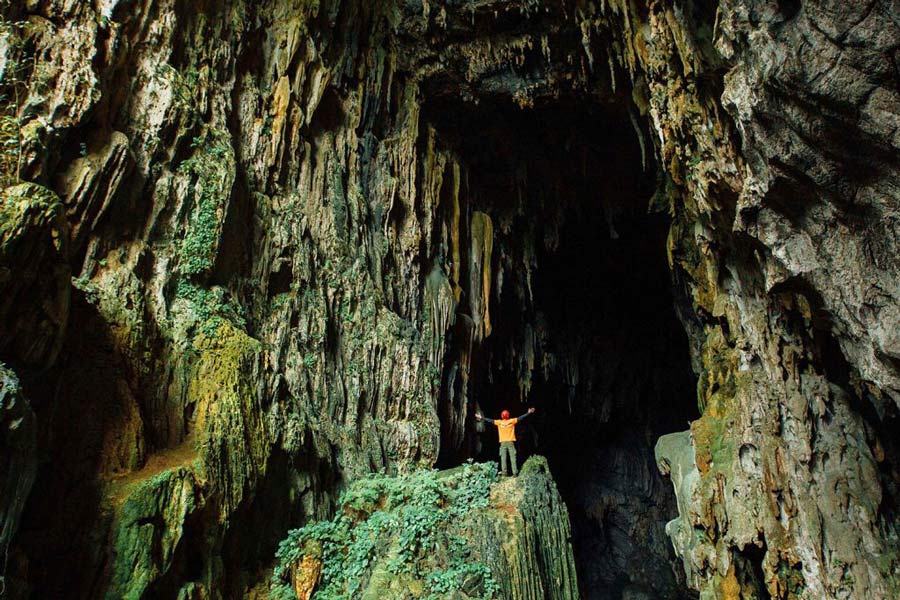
[0,109,22,186]
[271,462,501,600]
[170,129,241,337]
[776,559,806,598]
[176,132,234,277]
[107,467,200,600]
[175,281,245,338]
[0,183,59,239]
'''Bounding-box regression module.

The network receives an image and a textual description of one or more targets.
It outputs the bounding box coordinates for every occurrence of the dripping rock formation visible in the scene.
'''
[1,0,900,599]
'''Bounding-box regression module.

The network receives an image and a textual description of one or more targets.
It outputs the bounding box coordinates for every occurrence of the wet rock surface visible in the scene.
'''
[0,0,898,599]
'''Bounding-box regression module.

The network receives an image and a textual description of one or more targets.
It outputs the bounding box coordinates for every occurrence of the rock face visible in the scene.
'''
[0,0,899,599]
[0,365,36,598]
[471,458,580,600]
[272,456,579,600]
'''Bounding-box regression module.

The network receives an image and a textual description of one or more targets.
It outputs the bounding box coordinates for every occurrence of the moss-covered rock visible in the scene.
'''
[468,456,580,600]
[188,320,266,516]
[272,456,578,600]
[5,1,900,599]
[106,465,203,600]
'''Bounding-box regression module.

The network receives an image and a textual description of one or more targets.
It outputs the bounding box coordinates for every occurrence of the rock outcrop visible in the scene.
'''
[272,456,579,600]
[0,0,899,599]
[470,457,580,600]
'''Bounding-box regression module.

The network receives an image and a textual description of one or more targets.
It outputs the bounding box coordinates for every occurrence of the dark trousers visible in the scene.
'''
[499,442,518,476]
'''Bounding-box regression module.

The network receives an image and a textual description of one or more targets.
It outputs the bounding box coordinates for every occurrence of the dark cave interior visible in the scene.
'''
[424,94,700,598]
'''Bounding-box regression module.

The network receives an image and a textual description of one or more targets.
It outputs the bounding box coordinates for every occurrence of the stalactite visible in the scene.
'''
[449,161,462,298]
[469,211,494,342]
[628,104,648,173]
[424,262,456,364]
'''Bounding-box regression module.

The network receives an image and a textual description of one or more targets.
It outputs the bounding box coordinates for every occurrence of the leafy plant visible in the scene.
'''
[176,281,246,338]
[271,462,500,599]
[176,130,234,277]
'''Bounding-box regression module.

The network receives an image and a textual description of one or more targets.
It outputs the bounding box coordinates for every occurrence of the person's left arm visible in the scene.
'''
[517,407,536,421]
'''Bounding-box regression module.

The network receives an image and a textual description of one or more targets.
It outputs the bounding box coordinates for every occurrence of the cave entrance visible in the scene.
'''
[424,95,699,599]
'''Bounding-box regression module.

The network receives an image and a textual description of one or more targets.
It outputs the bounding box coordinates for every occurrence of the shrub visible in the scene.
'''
[271,461,500,599]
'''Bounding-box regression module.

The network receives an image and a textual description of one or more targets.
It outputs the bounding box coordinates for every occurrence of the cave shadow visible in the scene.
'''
[7,289,141,598]
[424,94,700,599]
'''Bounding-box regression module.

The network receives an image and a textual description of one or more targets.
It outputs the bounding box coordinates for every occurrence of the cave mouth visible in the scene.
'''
[424,94,700,599]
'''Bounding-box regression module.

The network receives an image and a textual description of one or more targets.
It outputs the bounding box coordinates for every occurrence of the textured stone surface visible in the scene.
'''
[0,183,70,368]
[0,0,898,599]
[470,457,580,600]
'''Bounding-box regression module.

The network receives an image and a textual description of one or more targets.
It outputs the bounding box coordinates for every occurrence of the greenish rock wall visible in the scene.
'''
[467,457,580,600]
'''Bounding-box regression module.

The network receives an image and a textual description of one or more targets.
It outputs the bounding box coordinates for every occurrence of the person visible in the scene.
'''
[475,407,536,476]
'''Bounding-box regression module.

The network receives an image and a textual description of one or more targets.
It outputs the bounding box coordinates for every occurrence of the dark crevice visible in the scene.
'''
[10,292,135,598]
[267,260,295,298]
[220,444,342,597]
[734,542,772,599]
[777,0,803,22]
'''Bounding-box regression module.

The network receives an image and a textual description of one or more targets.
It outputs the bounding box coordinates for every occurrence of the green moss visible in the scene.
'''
[697,326,739,413]
[270,292,293,311]
[0,12,32,188]
[648,173,678,215]
[0,114,22,187]
[776,559,806,598]
[187,320,263,514]
[875,549,900,598]
[107,467,199,600]
[158,63,203,108]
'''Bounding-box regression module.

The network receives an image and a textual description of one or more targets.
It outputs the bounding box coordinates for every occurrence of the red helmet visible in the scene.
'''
[500,410,510,419]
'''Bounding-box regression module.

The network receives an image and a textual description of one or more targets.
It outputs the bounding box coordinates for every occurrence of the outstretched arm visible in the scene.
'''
[475,413,495,424]
[517,407,536,421]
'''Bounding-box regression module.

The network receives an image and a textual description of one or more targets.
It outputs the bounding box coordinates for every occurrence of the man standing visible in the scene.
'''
[475,407,536,476]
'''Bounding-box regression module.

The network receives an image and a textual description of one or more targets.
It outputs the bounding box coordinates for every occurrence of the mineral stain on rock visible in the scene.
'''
[1,0,900,599]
